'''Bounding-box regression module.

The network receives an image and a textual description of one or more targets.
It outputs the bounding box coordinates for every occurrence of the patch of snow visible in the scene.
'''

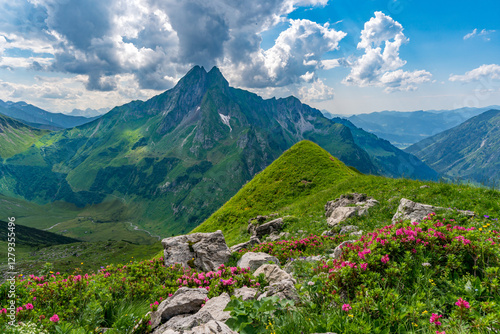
[219,113,232,132]
[480,139,486,148]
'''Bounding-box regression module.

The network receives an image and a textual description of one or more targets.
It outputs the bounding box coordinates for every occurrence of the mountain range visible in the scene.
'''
[0,66,436,236]
[346,106,500,148]
[0,99,99,130]
[406,109,500,185]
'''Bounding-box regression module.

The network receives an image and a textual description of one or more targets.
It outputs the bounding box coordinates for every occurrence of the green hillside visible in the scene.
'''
[0,114,49,158]
[406,109,500,184]
[192,140,357,243]
[195,140,500,246]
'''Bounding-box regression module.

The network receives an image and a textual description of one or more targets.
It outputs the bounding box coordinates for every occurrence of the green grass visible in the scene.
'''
[0,114,49,159]
[192,140,357,244]
[193,141,500,246]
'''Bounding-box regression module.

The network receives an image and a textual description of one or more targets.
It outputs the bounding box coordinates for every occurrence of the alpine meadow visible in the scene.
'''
[1,1,499,333]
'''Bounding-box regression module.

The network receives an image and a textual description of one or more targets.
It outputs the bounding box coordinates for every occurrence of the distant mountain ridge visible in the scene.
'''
[0,66,436,236]
[0,99,100,129]
[406,109,500,184]
[347,106,500,148]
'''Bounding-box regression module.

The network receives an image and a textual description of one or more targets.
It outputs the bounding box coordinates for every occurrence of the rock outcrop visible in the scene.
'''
[248,217,284,239]
[392,198,474,223]
[151,287,208,329]
[237,252,280,271]
[253,264,296,285]
[162,230,231,271]
[233,287,258,301]
[229,236,261,253]
[325,193,378,227]
[257,279,299,301]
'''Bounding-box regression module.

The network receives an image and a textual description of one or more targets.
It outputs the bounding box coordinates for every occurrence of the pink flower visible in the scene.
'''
[381,254,389,264]
[25,303,34,310]
[455,298,470,309]
[50,314,60,322]
[33,297,36,301]
[436,331,446,334]
[360,263,368,270]
[342,304,352,312]
[430,313,442,326]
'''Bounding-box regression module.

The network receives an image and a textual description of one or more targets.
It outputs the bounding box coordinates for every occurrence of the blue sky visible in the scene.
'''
[0,0,499,115]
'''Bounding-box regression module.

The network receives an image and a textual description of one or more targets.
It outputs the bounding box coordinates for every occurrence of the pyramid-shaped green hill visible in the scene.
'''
[191,140,358,244]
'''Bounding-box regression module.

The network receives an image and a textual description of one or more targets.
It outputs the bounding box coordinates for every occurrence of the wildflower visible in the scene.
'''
[342,304,352,312]
[381,254,389,264]
[422,263,431,267]
[307,281,315,286]
[50,314,60,322]
[436,331,446,334]
[348,314,354,318]
[25,303,34,310]
[422,310,428,314]
[455,298,470,309]
[430,313,442,326]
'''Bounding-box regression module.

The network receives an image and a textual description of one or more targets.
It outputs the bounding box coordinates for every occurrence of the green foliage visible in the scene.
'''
[224,296,295,334]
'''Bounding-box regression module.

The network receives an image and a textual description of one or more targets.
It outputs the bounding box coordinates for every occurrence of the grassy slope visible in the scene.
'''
[192,140,357,244]
[0,114,49,158]
[194,141,500,246]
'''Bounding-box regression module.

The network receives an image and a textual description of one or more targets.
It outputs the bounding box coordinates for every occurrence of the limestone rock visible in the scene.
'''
[340,225,359,234]
[392,198,474,223]
[266,231,290,242]
[162,230,230,271]
[253,264,295,285]
[150,287,208,329]
[156,293,231,333]
[229,236,260,253]
[233,287,258,301]
[237,252,280,271]
[257,279,299,301]
[189,320,237,334]
[325,193,378,227]
[248,218,284,239]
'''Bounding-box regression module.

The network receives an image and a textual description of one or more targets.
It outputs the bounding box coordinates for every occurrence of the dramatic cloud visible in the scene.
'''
[0,0,336,95]
[342,11,432,92]
[449,64,500,82]
[463,28,496,41]
[222,19,346,88]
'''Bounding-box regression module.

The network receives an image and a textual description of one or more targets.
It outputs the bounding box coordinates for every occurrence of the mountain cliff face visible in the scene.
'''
[406,109,500,184]
[0,66,435,235]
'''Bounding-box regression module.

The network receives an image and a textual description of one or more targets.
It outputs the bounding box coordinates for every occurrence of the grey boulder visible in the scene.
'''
[237,252,280,271]
[150,287,208,329]
[392,198,474,223]
[253,264,296,285]
[162,230,230,271]
[325,193,378,227]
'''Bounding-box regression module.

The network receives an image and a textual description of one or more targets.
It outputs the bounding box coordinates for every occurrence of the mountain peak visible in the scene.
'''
[207,66,229,88]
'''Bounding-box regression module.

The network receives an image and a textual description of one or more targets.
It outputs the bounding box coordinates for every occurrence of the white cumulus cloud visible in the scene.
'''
[342,11,432,93]
[449,64,500,82]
